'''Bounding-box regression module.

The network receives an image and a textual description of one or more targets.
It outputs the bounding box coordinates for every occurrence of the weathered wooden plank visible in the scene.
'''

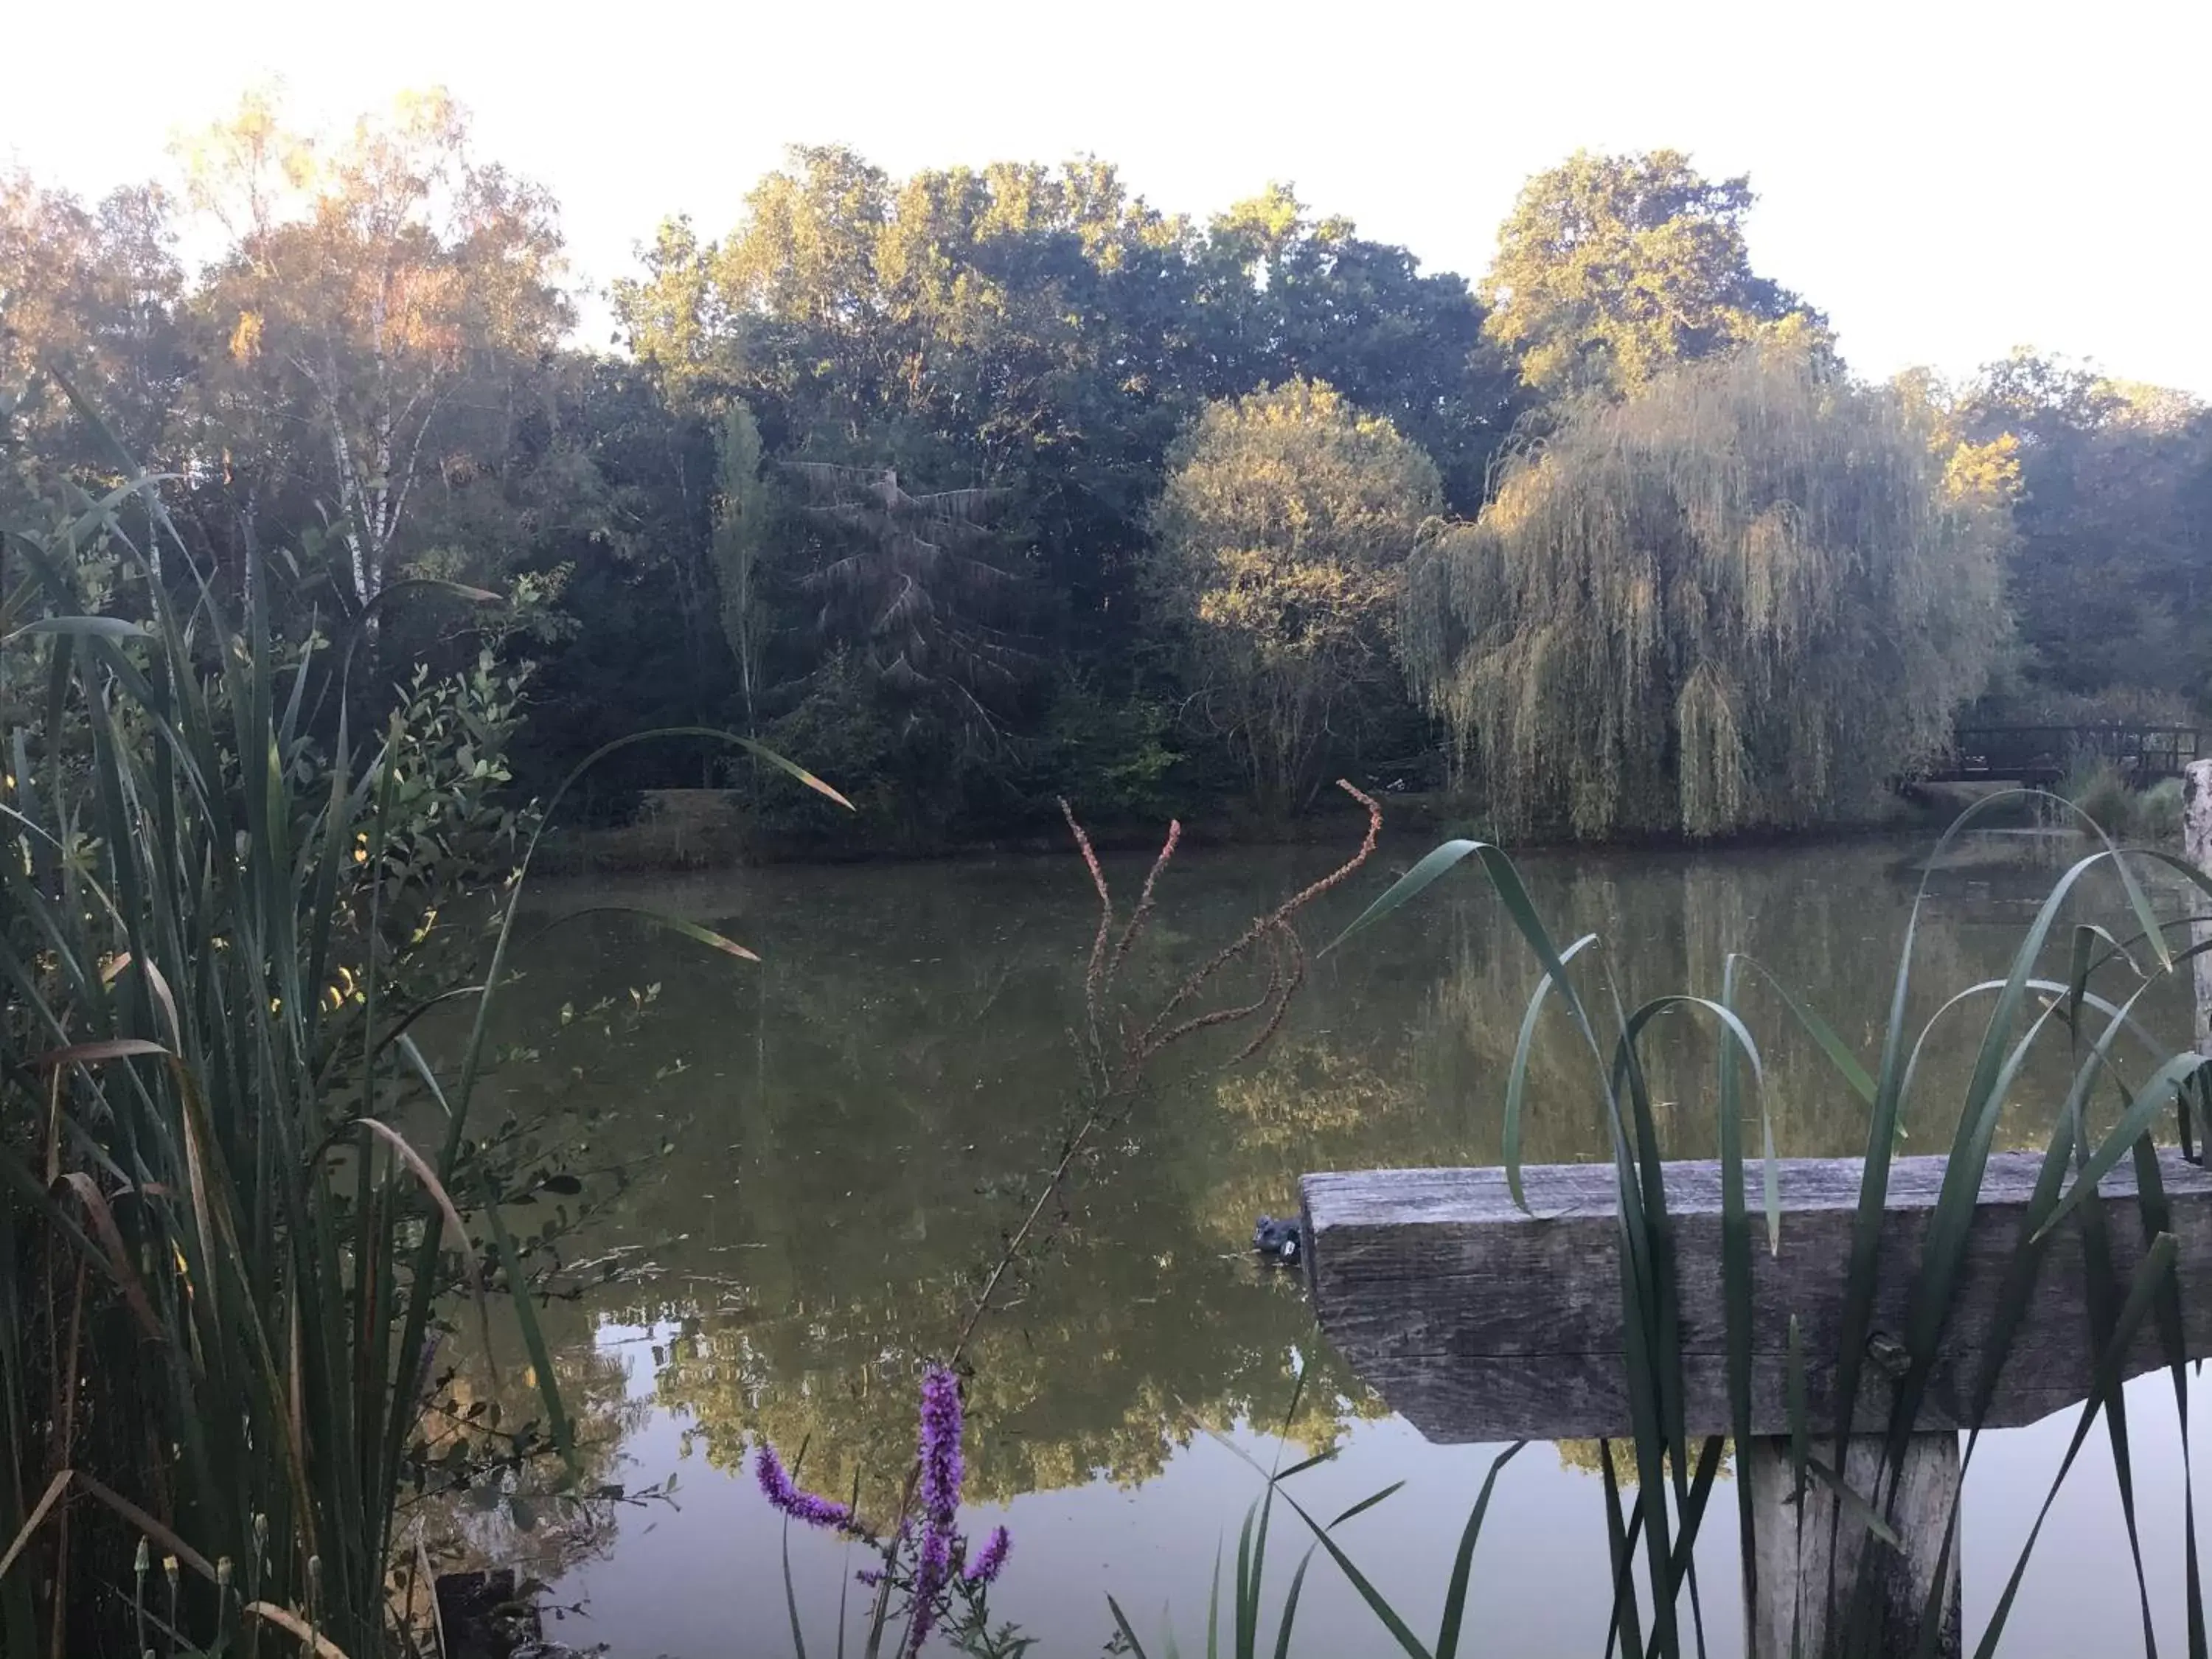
[1745,1433,1960,1659]
[1300,1150,2212,1441]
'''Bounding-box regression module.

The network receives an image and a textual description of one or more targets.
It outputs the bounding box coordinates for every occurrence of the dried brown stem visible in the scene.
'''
[1135,779,1380,1057]
[1107,819,1183,986]
[1058,797,1115,1040]
[1231,923,1307,1065]
[1152,928,1285,1057]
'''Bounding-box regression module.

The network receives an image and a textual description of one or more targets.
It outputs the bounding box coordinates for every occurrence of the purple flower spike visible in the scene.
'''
[917,1366,965,1525]
[755,1444,855,1532]
[904,1365,968,1656]
[964,1526,1012,1586]
[907,1524,952,1655]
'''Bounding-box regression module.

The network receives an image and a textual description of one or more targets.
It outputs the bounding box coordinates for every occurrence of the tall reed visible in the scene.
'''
[0,416,841,1655]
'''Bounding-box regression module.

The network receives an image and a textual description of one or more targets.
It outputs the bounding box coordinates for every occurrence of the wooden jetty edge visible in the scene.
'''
[1300,1150,2212,1445]
[1288,757,2212,1657]
[1299,1154,2212,1659]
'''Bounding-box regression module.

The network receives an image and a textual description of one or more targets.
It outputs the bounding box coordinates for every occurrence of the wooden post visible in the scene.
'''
[2189,759,2212,1068]
[1300,1152,2212,1658]
[1745,1433,1958,1658]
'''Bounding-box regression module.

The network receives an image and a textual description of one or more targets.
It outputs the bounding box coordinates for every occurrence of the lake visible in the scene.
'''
[458,827,2208,1657]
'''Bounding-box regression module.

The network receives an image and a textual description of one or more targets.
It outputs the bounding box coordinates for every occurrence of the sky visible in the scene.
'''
[5,0,2208,396]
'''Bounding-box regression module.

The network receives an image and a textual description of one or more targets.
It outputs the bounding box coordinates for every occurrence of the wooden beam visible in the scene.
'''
[1300,1150,2212,1442]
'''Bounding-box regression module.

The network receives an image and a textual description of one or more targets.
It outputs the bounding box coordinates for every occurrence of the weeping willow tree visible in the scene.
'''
[1402,348,2011,838]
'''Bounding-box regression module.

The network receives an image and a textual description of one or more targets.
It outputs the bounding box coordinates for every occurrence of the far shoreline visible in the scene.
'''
[528,780,2081,878]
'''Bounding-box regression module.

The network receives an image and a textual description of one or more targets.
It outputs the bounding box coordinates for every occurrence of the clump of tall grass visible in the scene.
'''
[2057,757,2185,843]
[0,416,842,1655]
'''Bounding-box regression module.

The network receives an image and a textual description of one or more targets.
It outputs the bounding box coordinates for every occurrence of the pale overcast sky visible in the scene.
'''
[6,0,2206,395]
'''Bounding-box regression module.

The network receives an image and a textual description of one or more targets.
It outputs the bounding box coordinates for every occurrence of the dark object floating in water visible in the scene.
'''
[1253,1214,1302,1265]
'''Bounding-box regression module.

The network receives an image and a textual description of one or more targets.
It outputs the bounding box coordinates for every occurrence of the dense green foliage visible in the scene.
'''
[0,480,561,1656]
[1949,351,2212,710]
[1402,349,2011,838]
[1148,379,1441,811]
[1480,149,1828,400]
[4,90,2208,852]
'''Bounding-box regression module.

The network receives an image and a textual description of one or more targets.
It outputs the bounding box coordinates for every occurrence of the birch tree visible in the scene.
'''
[179,88,568,619]
[712,399,772,733]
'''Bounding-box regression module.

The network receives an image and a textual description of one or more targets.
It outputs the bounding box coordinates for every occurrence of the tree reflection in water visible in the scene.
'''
[453,830,2191,1580]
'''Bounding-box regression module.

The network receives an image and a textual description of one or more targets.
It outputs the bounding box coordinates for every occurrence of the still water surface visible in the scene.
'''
[473,831,2205,1657]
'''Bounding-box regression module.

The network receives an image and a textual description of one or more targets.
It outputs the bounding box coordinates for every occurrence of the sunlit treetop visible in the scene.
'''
[1481,148,1828,401]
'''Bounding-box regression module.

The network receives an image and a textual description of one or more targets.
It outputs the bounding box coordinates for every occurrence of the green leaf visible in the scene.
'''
[1328,1481,1405,1529]
[782,1520,810,1659]
[3,616,149,645]
[1504,933,1599,1211]
[1971,1233,2180,1659]
[1324,839,1485,956]
[1271,1547,1318,1659]
[1798,1457,1901,1549]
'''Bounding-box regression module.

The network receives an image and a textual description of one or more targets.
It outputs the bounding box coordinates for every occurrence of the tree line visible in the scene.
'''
[5,89,2208,845]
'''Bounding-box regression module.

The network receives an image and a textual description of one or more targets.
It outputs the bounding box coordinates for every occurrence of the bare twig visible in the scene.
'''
[1057,798,1115,1048]
[1107,820,1183,986]
[1134,779,1380,1062]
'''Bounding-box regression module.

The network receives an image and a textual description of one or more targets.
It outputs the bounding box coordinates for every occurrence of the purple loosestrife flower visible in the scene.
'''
[963,1526,1011,1587]
[917,1366,964,1524]
[906,1524,953,1656]
[754,1444,854,1532]
[904,1366,968,1657]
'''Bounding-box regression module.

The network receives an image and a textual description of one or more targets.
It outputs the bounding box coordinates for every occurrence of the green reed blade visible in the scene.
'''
[1328,1482,1405,1528]
[517,904,763,963]
[1106,1594,1154,1659]
[1831,789,2043,1510]
[1599,1442,1641,1659]
[1435,1441,1523,1659]
[1276,1487,1433,1659]
[1717,956,1763,1626]
[1972,1233,2180,1658]
[1503,933,1599,1211]
[1234,1499,1257,1659]
[1271,1546,1317,1659]
[1207,1534,1222,1659]
[2038,1049,2212,1242]
[1797,1458,1900,1549]
[1,614,148,644]
[2129,1136,2208,1659]
[782,1520,810,1659]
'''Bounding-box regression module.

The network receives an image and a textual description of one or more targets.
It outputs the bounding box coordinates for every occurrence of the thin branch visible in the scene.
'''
[1135,779,1380,1057]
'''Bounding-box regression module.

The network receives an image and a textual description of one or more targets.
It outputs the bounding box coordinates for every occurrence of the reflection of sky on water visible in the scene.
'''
[487,832,2207,1655]
[562,1323,2212,1658]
